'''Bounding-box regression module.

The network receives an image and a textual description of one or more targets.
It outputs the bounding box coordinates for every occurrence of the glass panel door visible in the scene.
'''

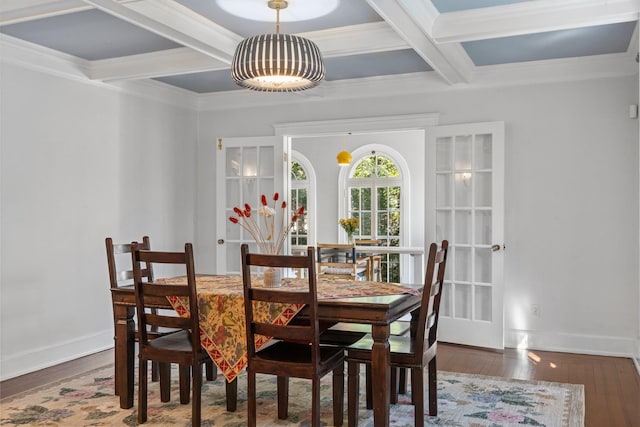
[215,136,283,274]
[427,122,504,349]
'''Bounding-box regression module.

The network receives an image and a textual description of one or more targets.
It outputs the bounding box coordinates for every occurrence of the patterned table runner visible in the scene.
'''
[162,275,419,382]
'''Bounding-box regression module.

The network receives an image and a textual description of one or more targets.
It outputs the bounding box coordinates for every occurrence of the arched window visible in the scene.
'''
[289,151,316,254]
[340,145,410,283]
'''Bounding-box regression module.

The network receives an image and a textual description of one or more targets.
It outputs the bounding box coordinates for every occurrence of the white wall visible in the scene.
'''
[0,62,198,380]
[196,75,639,357]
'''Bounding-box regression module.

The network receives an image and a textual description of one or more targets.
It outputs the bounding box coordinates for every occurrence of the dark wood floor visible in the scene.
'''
[1,344,638,426]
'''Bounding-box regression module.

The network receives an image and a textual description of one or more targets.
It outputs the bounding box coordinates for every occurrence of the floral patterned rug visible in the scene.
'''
[1,364,584,426]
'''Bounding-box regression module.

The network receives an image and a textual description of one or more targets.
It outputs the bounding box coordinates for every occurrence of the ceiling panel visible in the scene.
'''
[463,21,637,66]
[0,9,181,61]
[324,49,433,81]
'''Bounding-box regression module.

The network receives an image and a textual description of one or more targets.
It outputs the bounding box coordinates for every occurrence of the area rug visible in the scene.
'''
[1,364,584,426]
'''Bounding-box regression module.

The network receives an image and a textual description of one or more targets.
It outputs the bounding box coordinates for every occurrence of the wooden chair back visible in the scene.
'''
[316,243,365,279]
[106,236,153,289]
[412,240,449,362]
[354,239,383,281]
[241,245,320,367]
[132,242,201,363]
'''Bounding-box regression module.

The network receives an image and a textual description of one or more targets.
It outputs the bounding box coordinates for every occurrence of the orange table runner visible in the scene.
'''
[161,275,420,382]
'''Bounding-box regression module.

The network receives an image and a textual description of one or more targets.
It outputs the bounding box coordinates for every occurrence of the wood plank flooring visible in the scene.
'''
[1,344,638,426]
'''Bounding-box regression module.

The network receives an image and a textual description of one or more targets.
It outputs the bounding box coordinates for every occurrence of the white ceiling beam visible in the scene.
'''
[83,0,241,63]
[0,0,91,25]
[367,0,471,84]
[301,22,409,58]
[90,47,227,81]
[433,0,640,44]
[90,22,411,82]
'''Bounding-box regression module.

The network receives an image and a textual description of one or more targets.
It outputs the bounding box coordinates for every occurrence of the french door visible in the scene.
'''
[426,122,505,350]
[215,136,285,274]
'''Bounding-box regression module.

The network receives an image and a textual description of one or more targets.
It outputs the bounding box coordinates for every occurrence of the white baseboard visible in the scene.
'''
[504,328,636,358]
[0,330,113,382]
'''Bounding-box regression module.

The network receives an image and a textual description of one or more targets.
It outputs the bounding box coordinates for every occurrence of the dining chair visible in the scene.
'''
[354,239,383,281]
[132,242,212,427]
[241,244,345,427]
[106,237,216,400]
[345,240,449,427]
[316,243,367,280]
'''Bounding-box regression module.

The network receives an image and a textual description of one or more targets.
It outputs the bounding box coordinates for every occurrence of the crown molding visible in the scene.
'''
[2,32,637,113]
[273,113,440,137]
[0,35,197,110]
[0,0,91,25]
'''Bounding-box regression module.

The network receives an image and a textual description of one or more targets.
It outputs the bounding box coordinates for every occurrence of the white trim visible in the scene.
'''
[0,330,113,381]
[274,113,440,137]
[290,150,317,247]
[505,328,637,358]
[0,35,198,110]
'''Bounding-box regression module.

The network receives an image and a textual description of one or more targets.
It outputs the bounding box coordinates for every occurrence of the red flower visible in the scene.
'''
[297,206,305,215]
[273,192,279,201]
[229,217,239,224]
[292,215,298,222]
[233,207,244,217]
[244,203,252,213]
[261,195,268,206]
[281,201,287,209]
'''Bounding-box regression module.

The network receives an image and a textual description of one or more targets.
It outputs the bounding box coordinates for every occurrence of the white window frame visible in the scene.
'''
[289,150,317,251]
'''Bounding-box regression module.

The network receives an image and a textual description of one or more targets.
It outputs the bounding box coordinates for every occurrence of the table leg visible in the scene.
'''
[114,304,135,409]
[370,324,391,427]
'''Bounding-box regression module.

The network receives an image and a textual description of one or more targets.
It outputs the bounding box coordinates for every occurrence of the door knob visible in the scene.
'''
[491,244,503,252]
[217,239,224,245]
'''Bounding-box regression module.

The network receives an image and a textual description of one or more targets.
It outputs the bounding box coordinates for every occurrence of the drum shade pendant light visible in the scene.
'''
[337,132,352,166]
[231,0,325,92]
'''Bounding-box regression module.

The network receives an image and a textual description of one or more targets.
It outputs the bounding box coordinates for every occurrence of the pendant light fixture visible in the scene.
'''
[337,132,352,166]
[231,0,325,92]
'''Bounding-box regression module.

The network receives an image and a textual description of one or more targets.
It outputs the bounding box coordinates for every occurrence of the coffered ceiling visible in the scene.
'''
[1,0,638,102]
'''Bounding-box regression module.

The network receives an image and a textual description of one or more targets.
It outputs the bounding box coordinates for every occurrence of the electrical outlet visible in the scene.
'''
[531,304,540,317]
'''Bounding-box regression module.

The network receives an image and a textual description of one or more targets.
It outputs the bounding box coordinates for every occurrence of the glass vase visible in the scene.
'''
[263,267,281,288]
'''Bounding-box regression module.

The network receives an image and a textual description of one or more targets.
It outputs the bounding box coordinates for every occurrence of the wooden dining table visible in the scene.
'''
[110,275,421,427]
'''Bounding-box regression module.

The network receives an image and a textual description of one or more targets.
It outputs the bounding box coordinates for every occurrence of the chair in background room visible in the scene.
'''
[316,243,367,280]
[345,240,449,427]
[354,239,383,282]
[241,244,345,427]
[132,242,211,427]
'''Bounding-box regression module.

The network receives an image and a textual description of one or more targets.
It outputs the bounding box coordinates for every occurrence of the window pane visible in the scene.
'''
[350,188,360,210]
[377,212,387,235]
[361,188,371,210]
[360,212,371,235]
[377,187,388,209]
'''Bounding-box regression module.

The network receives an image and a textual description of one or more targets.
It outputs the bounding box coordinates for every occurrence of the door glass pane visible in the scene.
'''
[455,173,472,207]
[441,282,452,317]
[475,172,492,207]
[475,210,492,245]
[226,147,241,177]
[475,247,492,283]
[226,179,240,208]
[436,210,452,242]
[455,135,472,170]
[455,210,471,244]
[243,147,257,177]
[475,285,492,321]
[436,174,452,207]
[436,137,453,171]
[455,247,471,282]
[475,134,492,169]
[243,178,257,207]
[226,217,240,240]
[259,146,274,176]
[259,178,274,200]
[361,212,371,235]
[454,283,472,319]
[361,188,371,210]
